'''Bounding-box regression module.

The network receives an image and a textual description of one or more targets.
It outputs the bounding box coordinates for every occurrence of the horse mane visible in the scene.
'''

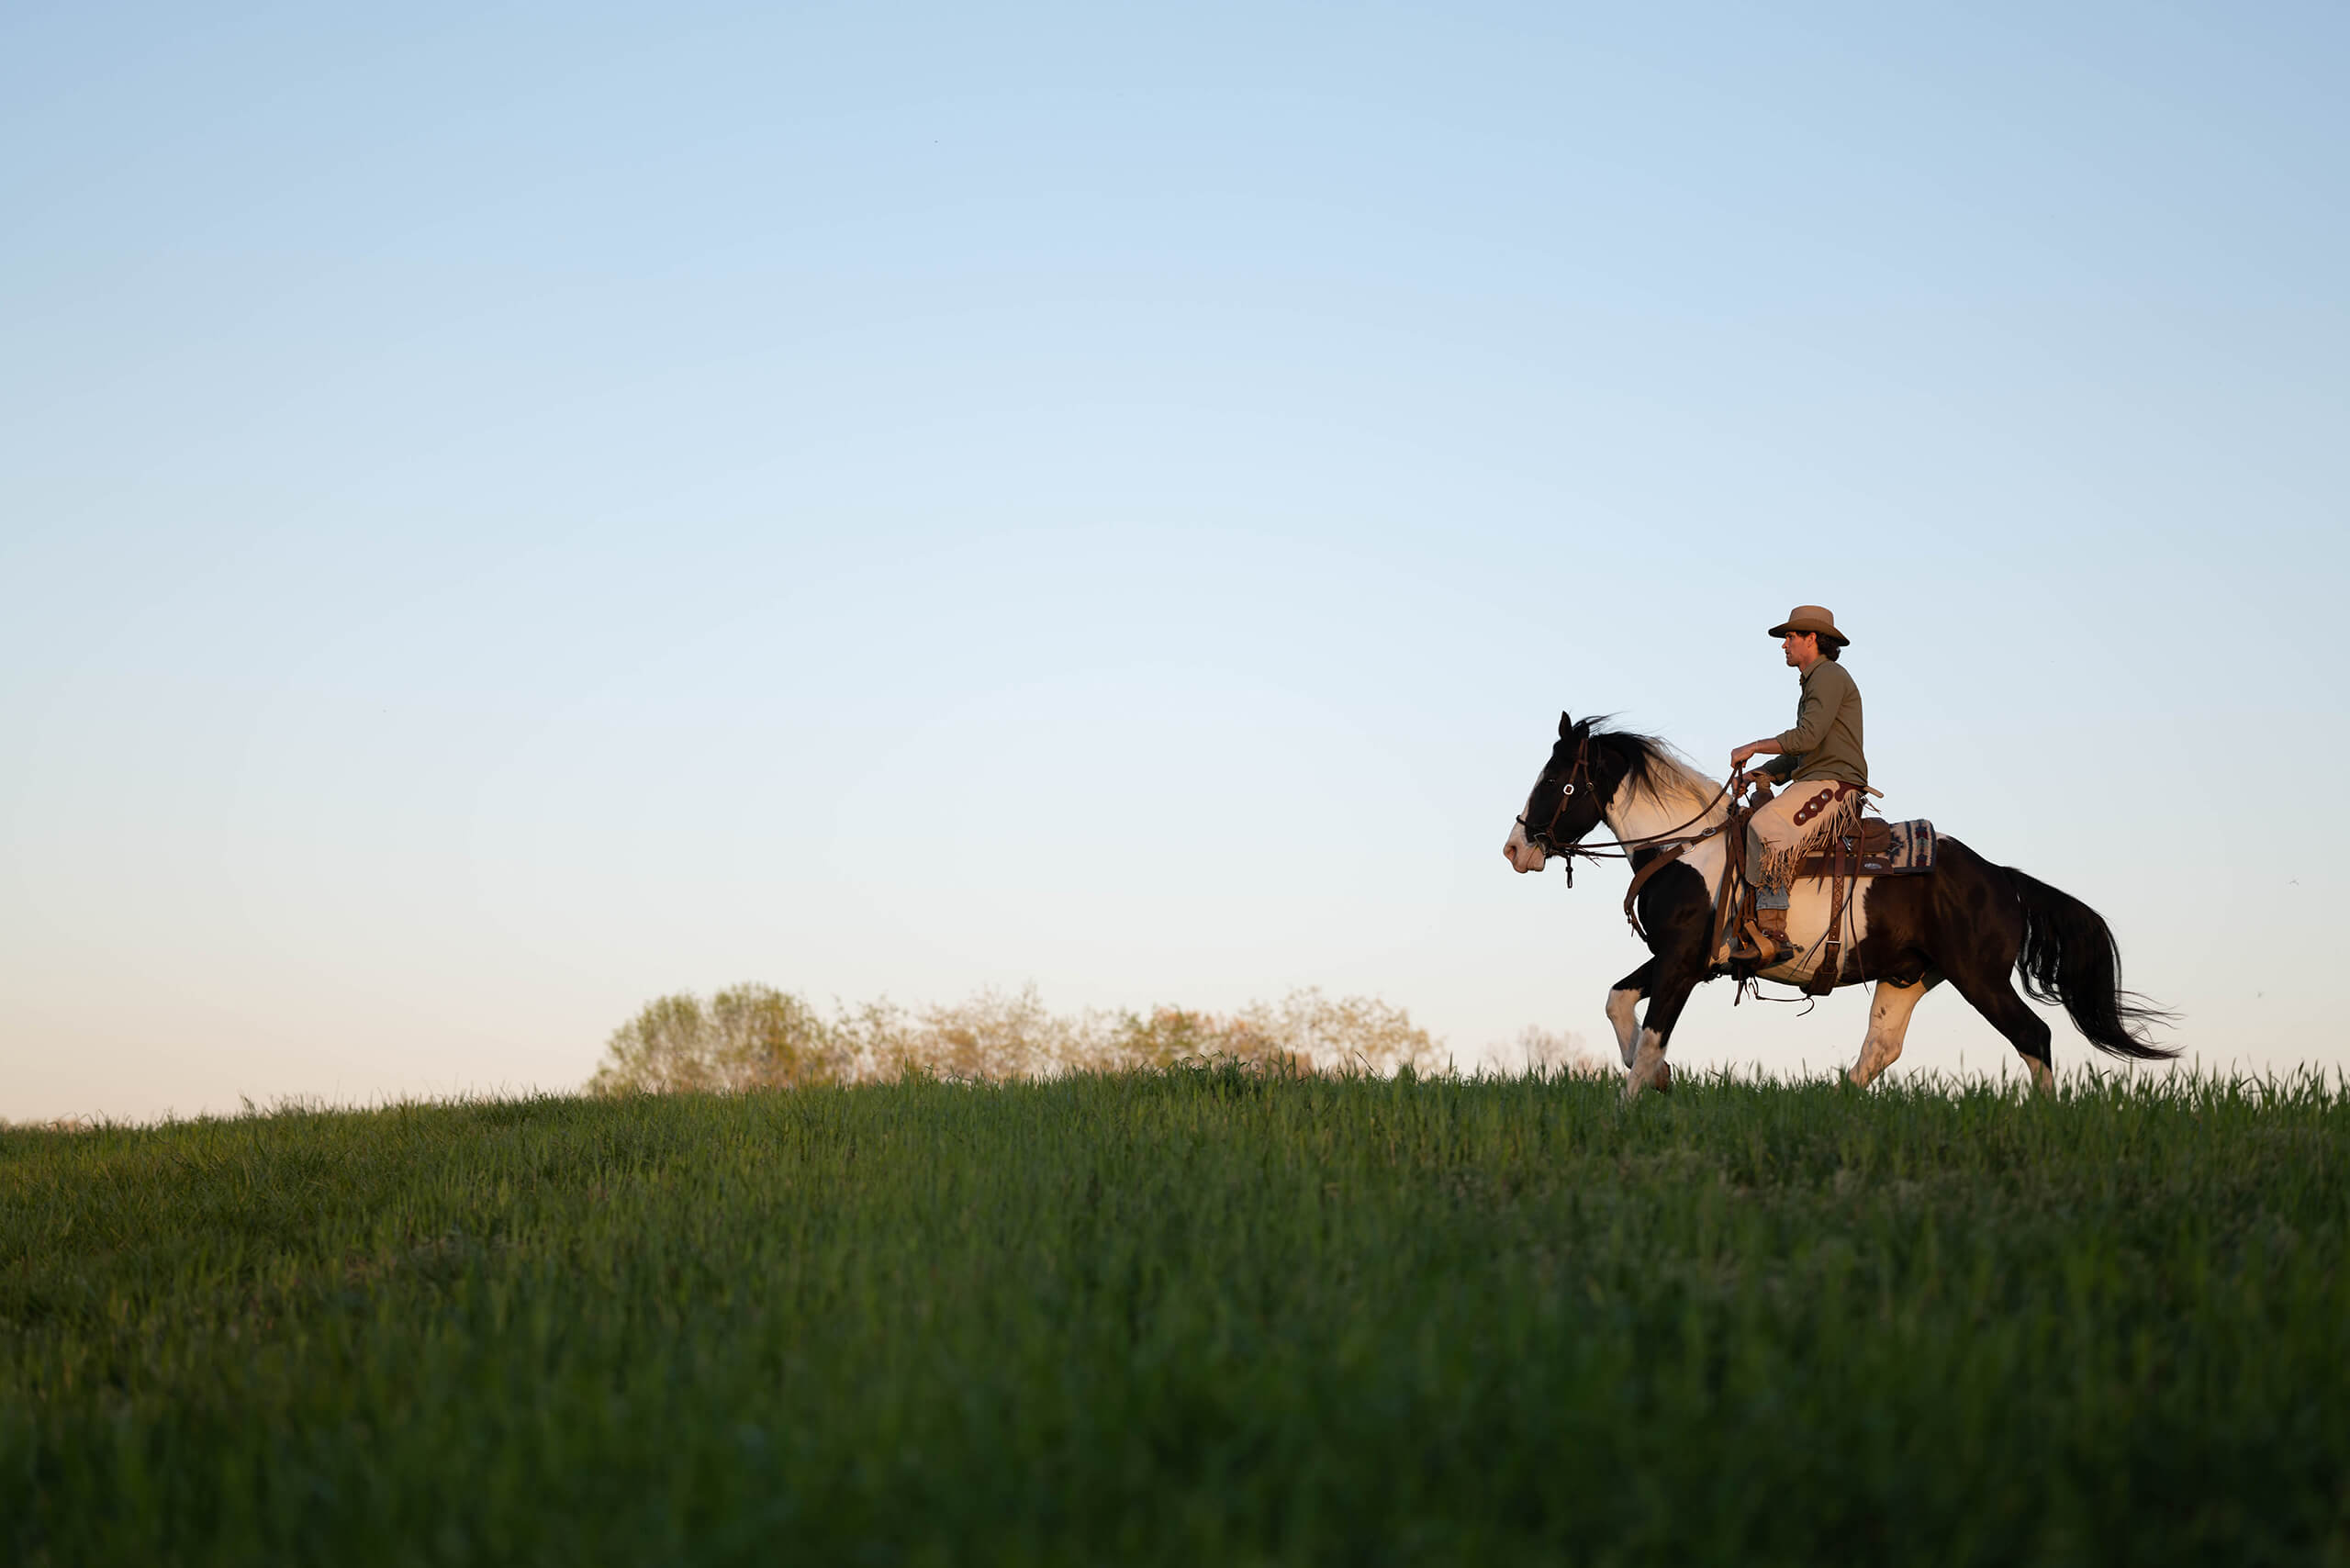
[1583,719,1722,816]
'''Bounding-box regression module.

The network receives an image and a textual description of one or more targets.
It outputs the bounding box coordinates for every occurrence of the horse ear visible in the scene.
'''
[1559,711,1574,739]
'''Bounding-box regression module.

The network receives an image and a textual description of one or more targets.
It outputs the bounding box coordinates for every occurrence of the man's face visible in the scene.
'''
[1781,631,1816,667]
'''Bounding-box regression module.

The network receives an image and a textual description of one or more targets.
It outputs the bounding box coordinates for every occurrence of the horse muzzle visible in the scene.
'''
[1503,825,1548,874]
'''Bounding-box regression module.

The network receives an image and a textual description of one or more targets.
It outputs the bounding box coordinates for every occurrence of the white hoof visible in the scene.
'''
[1624,1031,1672,1100]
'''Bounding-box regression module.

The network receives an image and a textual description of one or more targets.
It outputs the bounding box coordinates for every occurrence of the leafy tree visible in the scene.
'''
[588,984,843,1096]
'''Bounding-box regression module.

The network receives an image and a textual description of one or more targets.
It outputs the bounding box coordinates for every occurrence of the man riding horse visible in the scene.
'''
[1725,605,1866,968]
[1500,605,2176,1096]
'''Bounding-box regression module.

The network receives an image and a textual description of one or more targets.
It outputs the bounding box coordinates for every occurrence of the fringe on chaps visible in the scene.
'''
[1750,782,1868,890]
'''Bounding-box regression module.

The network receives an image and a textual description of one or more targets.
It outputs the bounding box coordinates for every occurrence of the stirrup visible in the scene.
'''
[1737,920,1795,969]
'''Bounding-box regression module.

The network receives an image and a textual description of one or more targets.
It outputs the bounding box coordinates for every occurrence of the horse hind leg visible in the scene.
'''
[1848,972,1941,1088]
[1944,966,2056,1094]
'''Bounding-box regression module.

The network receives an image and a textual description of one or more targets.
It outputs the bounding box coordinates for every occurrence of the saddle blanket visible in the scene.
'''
[1795,816,1936,879]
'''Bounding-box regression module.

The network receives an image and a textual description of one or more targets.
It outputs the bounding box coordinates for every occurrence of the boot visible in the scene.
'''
[1722,921,1787,969]
[1710,885,1752,969]
[1751,903,1796,968]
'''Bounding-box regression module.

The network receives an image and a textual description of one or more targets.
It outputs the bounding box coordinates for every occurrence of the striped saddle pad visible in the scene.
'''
[1796,817,1936,879]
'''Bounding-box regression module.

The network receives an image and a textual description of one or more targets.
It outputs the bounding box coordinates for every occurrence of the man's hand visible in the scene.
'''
[1729,743,1762,770]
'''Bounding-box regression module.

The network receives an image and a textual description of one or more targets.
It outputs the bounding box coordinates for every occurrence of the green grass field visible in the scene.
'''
[5,1068,2344,1565]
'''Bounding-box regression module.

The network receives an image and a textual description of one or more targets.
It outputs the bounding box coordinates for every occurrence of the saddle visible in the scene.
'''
[1617,785,1942,995]
[1706,806,1938,994]
[1795,817,1937,879]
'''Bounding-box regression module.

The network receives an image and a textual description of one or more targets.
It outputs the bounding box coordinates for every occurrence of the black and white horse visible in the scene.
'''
[1503,713,2175,1097]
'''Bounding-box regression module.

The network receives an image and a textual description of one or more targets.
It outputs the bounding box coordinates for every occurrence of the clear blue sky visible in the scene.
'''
[6,3,2344,1118]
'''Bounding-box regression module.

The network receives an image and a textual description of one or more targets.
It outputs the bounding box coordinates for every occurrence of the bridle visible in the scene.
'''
[1516,730,1739,887]
[1515,732,1597,881]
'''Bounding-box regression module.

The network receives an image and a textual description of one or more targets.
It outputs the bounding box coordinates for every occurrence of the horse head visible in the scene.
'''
[1504,711,1622,873]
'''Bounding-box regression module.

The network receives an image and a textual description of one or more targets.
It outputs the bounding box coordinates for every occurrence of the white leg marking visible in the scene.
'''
[1847,978,1932,1088]
[1625,1027,1672,1101]
[2029,1057,2054,1096]
[1606,988,1642,1068]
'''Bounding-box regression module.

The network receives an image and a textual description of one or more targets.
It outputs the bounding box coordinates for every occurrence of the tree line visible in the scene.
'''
[584,984,1488,1094]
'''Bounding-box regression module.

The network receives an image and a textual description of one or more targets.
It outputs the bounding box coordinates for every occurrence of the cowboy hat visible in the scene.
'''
[1767,605,1849,645]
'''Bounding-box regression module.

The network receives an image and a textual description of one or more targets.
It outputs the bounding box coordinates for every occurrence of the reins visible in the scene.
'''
[1555,778,1735,861]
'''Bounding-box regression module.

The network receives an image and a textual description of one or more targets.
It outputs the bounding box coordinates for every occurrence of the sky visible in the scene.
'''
[5,2,2345,1121]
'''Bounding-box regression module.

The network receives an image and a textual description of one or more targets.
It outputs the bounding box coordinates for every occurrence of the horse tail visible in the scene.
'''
[2001,866,2179,1060]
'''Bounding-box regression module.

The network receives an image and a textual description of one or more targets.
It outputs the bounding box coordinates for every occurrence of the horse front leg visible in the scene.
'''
[1848,972,1941,1087]
[1606,960,1654,1069]
[1624,964,1704,1102]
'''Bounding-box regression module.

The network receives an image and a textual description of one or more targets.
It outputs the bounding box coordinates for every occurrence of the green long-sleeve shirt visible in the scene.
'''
[1759,658,1867,787]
